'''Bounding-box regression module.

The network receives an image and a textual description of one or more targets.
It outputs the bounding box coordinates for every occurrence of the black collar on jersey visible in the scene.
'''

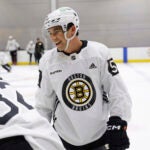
[57,40,87,56]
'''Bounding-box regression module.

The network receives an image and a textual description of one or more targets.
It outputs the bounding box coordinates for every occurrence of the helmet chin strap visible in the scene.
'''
[64,29,78,51]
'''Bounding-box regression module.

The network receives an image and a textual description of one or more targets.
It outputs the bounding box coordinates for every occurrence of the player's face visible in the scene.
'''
[48,26,67,51]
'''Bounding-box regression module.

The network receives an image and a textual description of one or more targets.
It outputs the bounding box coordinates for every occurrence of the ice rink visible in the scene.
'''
[0,63,150,150]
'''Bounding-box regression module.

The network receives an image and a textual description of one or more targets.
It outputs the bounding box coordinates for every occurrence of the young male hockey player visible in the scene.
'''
[0,78,64,150]
[35,7,132,150]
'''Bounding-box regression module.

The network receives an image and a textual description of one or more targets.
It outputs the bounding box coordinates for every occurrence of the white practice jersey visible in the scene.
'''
[26,43,35,54]
[6,39,19,51]
[0,52,10,65]
[0,79,64,150]
[35,40,132,146]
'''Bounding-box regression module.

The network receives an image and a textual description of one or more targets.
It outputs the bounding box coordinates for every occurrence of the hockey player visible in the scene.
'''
[35,7,132,150]
[26,40,35,64]
[34,38,44,64]
[0,78,65,150]
[0,51,11,72]
[6,35,19,65]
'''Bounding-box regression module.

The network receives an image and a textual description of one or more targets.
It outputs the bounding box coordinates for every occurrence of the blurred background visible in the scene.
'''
[0,0,150,50]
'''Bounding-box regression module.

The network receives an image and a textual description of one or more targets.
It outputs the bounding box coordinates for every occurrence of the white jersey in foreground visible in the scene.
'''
[35,40,132,146]
[0,52,10,65]
[0,79,64,150]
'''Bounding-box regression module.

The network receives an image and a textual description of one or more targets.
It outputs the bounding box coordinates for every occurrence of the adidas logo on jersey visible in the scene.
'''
[89,63,97,69]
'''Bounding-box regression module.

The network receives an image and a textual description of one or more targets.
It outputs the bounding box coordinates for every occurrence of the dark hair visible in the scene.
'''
[67,23,79,36]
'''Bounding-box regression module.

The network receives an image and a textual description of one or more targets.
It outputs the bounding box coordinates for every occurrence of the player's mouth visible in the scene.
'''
[55,41,61,46]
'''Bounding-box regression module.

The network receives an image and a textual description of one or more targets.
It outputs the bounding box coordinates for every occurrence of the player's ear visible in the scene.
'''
[69,25,76,36]
[71,25,76,34]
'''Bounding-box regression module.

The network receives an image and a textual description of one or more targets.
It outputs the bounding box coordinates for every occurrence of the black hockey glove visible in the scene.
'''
[105,116,130,150]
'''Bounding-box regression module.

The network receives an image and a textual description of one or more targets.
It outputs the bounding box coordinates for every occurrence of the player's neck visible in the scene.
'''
[64,37,82,54]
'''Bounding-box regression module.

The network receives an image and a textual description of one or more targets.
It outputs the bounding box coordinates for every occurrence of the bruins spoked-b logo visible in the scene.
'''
[62,73,96,111]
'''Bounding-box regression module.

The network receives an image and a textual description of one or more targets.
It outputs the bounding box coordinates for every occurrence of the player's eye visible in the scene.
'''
[49,30,62,36]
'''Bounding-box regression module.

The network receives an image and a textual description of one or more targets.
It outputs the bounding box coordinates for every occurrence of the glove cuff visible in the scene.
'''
[108,116,128,130]
[109,116,122,121]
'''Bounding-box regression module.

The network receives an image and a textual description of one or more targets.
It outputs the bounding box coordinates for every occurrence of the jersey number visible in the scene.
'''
[38,70,42,88]
[107,58,119,76]
[0,92,33,125]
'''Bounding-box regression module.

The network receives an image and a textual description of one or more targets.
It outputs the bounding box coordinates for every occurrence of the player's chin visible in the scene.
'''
[57,47,64,52]
[56,45,65,52]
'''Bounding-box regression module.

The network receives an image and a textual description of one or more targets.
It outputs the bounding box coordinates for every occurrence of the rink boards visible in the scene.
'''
[1,47,150,65]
